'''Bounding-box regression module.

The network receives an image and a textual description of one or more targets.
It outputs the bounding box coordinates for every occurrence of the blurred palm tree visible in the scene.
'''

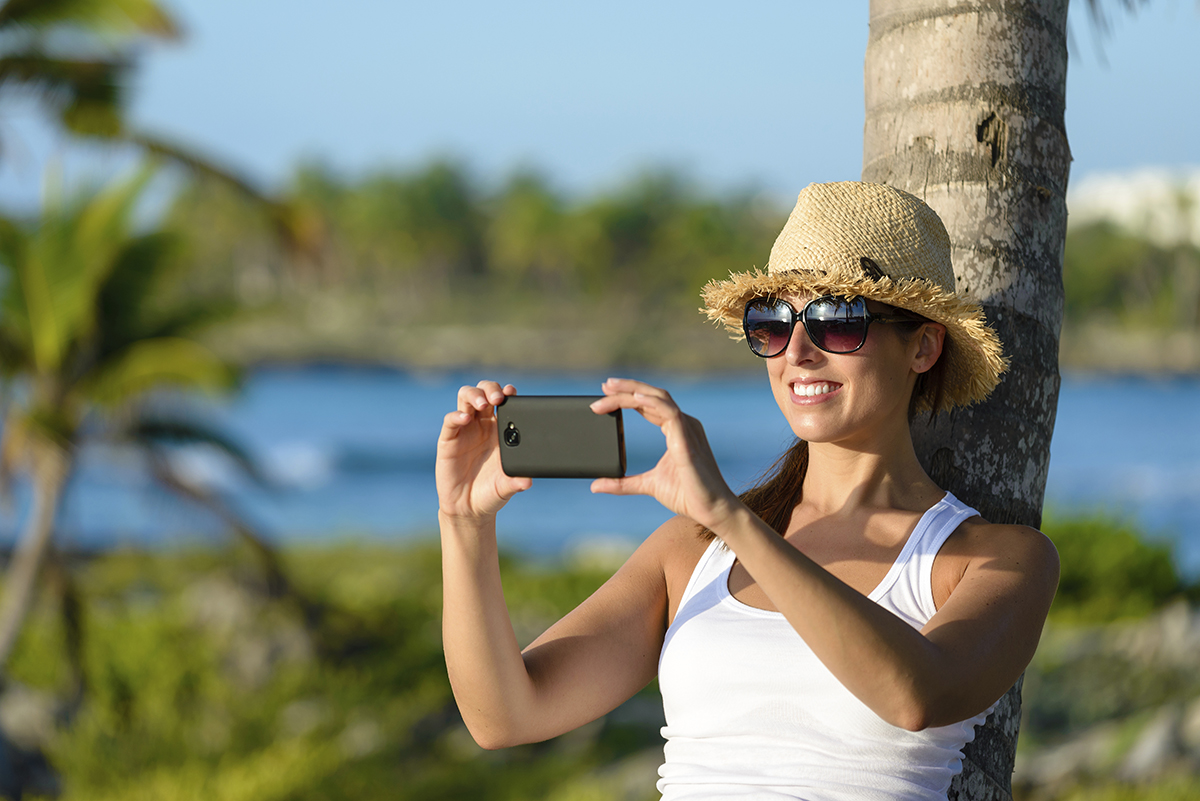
[0,0,322,259]
[0,0,179,142]
[0,165,241,674]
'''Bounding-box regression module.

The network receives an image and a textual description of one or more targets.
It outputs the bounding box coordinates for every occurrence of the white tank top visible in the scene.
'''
[657,492,992,801]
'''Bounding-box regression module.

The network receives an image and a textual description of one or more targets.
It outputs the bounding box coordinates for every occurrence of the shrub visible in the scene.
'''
[1042,512,1184,623]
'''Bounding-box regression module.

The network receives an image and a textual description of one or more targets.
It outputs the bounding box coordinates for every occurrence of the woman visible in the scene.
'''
[436,181,1059,800]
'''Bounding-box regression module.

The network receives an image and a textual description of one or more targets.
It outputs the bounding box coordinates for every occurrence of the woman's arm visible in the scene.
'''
[711,506,1058,730]
[590,377,1059,731]
[437,381,686,749]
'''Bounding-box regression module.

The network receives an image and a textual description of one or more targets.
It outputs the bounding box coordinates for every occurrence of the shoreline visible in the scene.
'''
[207,328,1200,379]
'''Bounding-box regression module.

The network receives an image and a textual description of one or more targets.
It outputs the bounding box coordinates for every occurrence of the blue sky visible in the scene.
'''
[1,0,1197,207]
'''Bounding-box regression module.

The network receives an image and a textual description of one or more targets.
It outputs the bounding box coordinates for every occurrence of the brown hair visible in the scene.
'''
[698,439,809,543]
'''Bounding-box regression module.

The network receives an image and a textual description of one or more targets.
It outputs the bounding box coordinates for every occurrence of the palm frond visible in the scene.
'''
[71,162,155,269]
[15,165,155,373]
[0,217,34,368]
[94,229,181,354]
[129,132,327,262]
[76,336,235,408]
[0,328,32,376]
[0,0,180,39]
[133,297,240,343]
[0,53,128,137]
[124,414,267,486]
[1082,0,1154,38]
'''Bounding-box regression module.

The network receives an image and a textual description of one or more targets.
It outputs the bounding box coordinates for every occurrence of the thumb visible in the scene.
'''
[501,476,533,499]
[591,474,647,496]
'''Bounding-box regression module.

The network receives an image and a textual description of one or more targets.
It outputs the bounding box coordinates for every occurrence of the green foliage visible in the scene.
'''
[0,0,179,141]
[1049,775,1200,801]
[12,544,659,801]
[0,166,236,441]
[10,514,1196,801]
[1064,221,1200,331]
[160,161,785,368]
[1042,511,1184,624]
[1021,514,1200,751]
[156,160,1200,369]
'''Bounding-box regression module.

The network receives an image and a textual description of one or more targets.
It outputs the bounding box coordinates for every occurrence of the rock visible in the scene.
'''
[0,688,61,799]
[183,575,263,638]
[1014,720,1121,788]
[1118,705,1184,781]
[1181,696,1200,754]
[182,573,314,689]
[338,711,383,758]
[0,683,55,752]
[279,698,329,738]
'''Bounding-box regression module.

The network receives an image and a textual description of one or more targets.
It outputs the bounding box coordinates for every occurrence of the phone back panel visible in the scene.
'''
[496,396,626,478]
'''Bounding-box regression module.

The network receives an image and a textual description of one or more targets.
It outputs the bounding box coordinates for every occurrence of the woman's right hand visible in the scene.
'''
[436,381,533,522]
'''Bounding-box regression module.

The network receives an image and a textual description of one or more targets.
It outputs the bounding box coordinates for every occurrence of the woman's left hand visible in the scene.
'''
[589,377,742,530]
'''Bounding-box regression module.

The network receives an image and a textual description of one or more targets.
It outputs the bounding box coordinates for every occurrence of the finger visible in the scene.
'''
[457,385,491,413]
[439,409,475,441]
[475,379,510,407]
[602,377,673,401]
[591,473,650,497]
[591,391,681,426]
[457,381,513,413]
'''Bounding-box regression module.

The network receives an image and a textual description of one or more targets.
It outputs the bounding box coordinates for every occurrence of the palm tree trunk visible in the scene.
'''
[862,1,1070,799]
[0,444,70,674]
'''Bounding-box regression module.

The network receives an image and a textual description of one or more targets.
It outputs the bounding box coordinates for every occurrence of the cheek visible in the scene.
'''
[766,360,790,407]
[856,338,919,404]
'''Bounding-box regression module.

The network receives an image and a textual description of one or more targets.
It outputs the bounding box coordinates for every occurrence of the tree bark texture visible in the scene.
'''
[862,1,1069,799]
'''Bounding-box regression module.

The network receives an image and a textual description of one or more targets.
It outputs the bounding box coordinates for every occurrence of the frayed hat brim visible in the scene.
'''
[700,267,1008,414]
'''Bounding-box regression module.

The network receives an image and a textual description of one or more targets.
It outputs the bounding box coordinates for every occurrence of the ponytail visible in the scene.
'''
[697,439,808,542]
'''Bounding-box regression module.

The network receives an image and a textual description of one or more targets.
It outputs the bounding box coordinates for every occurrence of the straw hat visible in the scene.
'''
[701,181,1007,413]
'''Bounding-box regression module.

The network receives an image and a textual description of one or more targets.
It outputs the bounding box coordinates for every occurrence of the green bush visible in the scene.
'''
[1051,775,1200,801]
[1042,512,1185,623]
[12,543,660,801]
[12,512,1196,800]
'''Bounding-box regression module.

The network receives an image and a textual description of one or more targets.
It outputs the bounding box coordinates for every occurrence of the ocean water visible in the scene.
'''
[12,367,1200,573]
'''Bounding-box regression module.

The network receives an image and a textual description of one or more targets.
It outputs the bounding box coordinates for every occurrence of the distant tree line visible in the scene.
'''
[157,160,1200,368]
[166,161,783,315]
[1064,220,1200,332]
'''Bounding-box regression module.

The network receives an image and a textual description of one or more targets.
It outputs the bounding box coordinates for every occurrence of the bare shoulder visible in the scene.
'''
[634,515,712,624]
[932,517,1060,610]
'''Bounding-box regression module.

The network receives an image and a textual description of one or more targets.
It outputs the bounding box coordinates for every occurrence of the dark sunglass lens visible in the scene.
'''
[805,296,869,353]
[744,299,793,356]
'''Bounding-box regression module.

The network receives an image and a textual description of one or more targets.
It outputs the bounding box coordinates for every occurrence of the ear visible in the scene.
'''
[912,323,946,374]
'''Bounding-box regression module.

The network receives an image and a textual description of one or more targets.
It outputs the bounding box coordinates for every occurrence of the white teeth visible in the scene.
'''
[795,383,833,397]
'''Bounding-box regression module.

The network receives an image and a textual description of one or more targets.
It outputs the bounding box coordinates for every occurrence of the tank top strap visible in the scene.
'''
[675,538,733,611]
[869,492,980,627]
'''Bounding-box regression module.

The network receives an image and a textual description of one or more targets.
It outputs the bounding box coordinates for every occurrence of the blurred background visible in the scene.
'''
[0,1,1197,799]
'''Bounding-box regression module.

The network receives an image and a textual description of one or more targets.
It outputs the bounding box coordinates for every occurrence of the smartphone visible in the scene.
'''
[495,396,626,479]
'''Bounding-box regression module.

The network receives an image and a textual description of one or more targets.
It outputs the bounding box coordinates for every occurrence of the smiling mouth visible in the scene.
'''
[791,381,839,398]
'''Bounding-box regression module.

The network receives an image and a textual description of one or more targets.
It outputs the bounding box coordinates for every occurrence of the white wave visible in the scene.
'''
[261,442,335,490]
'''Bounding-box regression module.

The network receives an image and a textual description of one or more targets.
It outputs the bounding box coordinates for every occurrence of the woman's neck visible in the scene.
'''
[800,431,943,516]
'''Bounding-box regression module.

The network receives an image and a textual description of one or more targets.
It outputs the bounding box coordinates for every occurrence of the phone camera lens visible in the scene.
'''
[503,423,520,447]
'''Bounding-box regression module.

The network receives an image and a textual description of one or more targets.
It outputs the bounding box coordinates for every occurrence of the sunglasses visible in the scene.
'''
[742,295,924,358]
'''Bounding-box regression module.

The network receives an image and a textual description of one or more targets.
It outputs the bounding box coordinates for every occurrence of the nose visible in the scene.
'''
[783,320,822,366]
